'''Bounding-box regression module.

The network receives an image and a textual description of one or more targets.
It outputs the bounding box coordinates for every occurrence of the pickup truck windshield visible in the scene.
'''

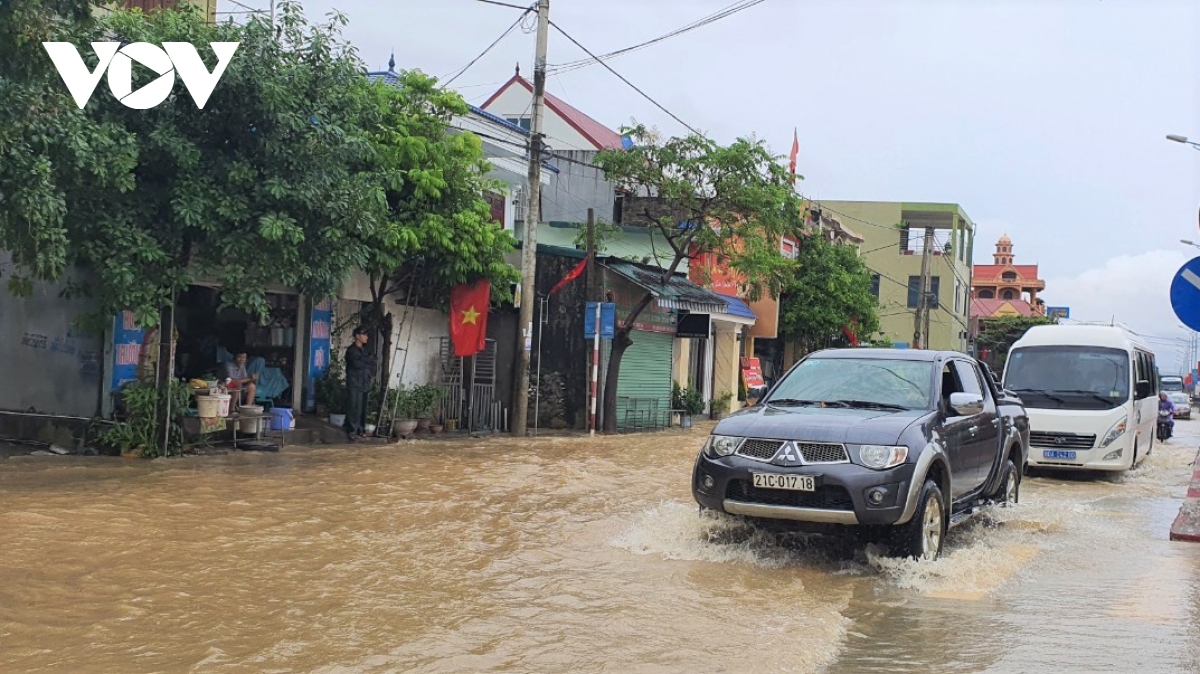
[1004,346,1129,410]
[766,358,934,410]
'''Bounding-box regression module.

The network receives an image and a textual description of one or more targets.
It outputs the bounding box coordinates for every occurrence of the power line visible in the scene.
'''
[549,0,766,74]
[548,20,701,136]
[441,6,534,89]
[474,0,532,9]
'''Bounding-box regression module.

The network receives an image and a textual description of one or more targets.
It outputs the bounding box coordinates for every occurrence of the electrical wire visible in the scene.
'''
[548,0,766,74]
[548,20,701,136]
[475,0,532,10]
[441,6,534,89]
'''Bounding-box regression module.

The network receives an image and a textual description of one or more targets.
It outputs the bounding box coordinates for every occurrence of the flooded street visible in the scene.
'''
[3,420,1200,674]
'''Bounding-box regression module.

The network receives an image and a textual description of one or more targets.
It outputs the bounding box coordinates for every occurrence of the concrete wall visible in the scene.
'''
[386,306,449,389]
[541,150,616,225]
[0,258,103,417]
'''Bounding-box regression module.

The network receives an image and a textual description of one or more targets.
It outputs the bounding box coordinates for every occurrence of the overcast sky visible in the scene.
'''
[225,0,1199,370]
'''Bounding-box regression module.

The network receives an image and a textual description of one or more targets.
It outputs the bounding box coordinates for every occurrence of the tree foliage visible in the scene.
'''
[593,125,805,433]
[777,235,881,354]
[0,1,515,333]
[975,314,1057,371]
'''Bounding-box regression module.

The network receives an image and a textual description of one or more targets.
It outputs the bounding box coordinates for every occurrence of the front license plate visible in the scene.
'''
[1043,450,1077,460]
[752,473,815,491]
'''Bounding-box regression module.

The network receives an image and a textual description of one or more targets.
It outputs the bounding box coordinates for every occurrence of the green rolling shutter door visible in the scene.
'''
[607,330,674,428]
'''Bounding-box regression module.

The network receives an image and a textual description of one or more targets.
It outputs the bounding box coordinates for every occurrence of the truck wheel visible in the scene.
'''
[997,459,1019,506]
[891,480,945,561]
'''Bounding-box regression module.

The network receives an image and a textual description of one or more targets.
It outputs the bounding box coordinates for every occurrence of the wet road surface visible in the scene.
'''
[2,418,1200,673]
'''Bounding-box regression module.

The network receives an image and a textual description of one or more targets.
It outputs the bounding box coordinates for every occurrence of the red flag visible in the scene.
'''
[788,128,799,183]
[449,279,490,357]
[841,317,859,347]
[548,258,587,296]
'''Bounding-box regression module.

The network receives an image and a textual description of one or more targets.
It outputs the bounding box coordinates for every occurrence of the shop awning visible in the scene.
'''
[602,260,744,316]
[720,296,757,320]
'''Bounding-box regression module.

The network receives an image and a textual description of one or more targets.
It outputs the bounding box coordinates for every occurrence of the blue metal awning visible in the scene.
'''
[721,296,757,320]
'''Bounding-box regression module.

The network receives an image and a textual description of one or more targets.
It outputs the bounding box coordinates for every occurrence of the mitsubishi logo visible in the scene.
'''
[773,443,804,467]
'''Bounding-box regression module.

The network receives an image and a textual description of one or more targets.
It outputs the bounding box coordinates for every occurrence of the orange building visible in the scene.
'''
[971,234,1045,315]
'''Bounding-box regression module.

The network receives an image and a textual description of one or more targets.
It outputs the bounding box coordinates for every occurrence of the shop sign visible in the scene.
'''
[741,357,766,388]
[111,310,144,392]
[605,277,675,334]
[306,296,332,412]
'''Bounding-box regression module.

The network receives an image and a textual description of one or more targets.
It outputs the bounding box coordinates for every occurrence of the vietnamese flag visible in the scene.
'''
[788,128,799,184]
[450,278,490,357]
[548,257,587,296]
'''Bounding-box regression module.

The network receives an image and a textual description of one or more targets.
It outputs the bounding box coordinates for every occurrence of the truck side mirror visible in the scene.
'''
[1136,380,1152,399]
[948,392,984,416]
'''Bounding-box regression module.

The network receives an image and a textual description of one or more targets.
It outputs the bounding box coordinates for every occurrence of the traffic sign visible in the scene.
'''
[584,302,616,339]
[1170,257,1200,330]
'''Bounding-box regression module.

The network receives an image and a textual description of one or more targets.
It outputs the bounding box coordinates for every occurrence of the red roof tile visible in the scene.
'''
[971,297,1036,318]
[481,74,624,150]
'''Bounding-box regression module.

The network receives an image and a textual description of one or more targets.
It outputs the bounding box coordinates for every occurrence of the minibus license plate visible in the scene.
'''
[1043,450,1076,460]
[752,473,815,491]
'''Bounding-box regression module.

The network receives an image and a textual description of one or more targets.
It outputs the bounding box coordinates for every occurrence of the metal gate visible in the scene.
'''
[436,337,505,432]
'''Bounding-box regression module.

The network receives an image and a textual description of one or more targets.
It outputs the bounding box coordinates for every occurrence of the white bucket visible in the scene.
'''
[239,405,264,434]
[196,395,220,418]
[213,393,232,417]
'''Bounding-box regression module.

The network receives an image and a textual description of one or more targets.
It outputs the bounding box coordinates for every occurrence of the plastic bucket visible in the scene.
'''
[213,393,232,417]
[270,407,294,431]
[239,405,264,433]
[196,395,220,418]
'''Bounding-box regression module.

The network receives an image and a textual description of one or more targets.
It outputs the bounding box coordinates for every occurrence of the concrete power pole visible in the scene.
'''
[914,227,935,349]
[511,0,550,437]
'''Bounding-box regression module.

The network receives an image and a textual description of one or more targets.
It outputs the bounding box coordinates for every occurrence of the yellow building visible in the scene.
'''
[820,201,976,352]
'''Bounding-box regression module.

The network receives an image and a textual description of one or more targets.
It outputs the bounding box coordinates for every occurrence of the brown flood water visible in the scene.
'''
[3,420,1200,673]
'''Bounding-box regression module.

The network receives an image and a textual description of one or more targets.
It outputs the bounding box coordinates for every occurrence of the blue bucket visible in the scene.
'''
[270,407,294,431]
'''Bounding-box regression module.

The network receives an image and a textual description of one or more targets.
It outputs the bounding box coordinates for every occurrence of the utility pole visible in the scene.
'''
[914,226,935,349]
[511,0,550,437]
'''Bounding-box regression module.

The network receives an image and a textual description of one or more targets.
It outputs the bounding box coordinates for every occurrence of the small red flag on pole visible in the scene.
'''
[788,128,799,184]
[548,258,588,296]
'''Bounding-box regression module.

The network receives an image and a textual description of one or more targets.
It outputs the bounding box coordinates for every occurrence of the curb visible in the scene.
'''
[1169,446,1200,542]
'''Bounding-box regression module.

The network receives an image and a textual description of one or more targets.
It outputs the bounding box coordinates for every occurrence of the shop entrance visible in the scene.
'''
[173,286,301,408]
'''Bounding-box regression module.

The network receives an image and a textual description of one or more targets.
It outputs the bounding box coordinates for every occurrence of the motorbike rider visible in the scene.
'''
[1159,391,1176,435]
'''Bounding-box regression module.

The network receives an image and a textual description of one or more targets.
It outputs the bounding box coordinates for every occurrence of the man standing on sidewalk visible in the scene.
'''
[344,327,375,442]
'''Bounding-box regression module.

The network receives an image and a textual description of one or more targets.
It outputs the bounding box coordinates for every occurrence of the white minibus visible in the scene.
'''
[1002,325,1157,472]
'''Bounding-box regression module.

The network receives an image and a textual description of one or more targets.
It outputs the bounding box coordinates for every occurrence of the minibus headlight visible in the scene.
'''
[1099,419,1126,448]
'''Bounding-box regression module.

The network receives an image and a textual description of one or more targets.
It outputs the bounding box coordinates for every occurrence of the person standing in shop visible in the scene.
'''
[344,327,375,441]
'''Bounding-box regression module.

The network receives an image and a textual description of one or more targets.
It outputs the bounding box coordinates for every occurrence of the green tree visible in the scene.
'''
[777,234,881,355]
[593,125,804,433]
[975,314,1057,371]
[353,70,518,381]
[1,1,387,327]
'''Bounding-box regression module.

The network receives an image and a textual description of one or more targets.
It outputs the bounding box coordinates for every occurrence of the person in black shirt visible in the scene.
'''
[344,326,376,441]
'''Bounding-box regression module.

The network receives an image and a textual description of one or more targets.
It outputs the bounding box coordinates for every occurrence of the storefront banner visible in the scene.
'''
[741,357,766,388]
[111,310,144,393]
[306,296,332,412]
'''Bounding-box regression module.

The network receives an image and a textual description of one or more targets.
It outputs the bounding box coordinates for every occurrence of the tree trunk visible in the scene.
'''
[601,326,633,434]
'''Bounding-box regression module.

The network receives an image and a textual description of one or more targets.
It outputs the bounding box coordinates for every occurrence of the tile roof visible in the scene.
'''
[971,297,1036,318]
[481,74,626,150]
[602,260,730,314]
[720,295,758,320]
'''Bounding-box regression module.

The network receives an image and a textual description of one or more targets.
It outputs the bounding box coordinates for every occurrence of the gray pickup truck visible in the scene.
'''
[691,348,1029,561]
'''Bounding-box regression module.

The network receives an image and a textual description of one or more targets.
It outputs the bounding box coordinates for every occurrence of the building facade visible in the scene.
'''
[821,200,975,352]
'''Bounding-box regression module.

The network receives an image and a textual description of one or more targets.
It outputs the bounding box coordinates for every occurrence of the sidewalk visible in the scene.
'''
[1169,445,1200,542]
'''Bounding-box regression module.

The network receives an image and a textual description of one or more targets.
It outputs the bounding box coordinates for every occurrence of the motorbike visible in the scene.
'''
[1157,408,1174,441]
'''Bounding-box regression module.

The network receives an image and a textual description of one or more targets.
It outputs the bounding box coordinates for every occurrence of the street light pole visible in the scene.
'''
[511,0,550,437]
[1166,134,1200,151]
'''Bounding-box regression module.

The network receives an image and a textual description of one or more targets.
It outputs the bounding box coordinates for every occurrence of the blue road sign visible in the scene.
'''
[584,302,616,339]
[1170,257,1200,330]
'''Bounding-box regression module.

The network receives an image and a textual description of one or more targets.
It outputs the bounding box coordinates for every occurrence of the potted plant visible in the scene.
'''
[710,389,733,420]
[672,382,705,429]
[410,384,442,433]
[386,386,419,439]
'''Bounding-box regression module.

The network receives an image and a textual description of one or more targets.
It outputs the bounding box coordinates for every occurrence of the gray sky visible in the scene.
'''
[226,0,1199,369]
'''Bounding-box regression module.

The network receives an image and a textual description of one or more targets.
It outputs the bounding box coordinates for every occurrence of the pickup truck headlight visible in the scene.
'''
[704,435,741,458]
[855,445,909,470]
[1099,419,1126,448]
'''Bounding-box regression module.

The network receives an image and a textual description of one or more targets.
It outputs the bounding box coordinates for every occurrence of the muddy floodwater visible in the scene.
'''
[3,419,1200,673]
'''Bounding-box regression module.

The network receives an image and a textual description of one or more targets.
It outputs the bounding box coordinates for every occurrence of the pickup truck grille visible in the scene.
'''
[737,439,784,460]
[797,443,849,464]
[1029,431,1096,450]
[725,480,854,511]
[734,440,850,464]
